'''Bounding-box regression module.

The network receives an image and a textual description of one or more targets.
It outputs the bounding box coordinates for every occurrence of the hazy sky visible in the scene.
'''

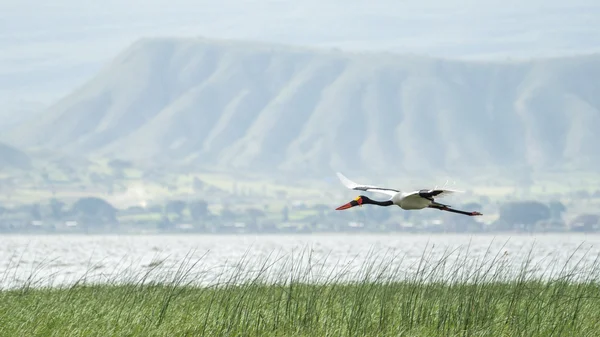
[2,0,599,115]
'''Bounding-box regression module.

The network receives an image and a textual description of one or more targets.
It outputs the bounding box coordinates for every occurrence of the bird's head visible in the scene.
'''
[335,195,371,210]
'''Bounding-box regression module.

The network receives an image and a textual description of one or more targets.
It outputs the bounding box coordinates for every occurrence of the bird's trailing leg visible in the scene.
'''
[430,200,451,208]
[428,204,482,216]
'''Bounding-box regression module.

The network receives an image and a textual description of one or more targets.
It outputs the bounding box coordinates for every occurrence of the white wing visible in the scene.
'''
[429,188,464,199]
[405,188,464,200]
[336,172,399,197]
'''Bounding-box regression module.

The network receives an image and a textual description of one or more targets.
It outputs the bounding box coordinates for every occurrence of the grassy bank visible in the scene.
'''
[1,245,600,336]
[2,280,599,336]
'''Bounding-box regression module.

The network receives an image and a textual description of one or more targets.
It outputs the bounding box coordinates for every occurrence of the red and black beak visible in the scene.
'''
[336,196,363,210]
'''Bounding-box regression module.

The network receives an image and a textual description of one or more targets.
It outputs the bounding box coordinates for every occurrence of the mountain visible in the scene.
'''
[0,142,31,170]
[0,100,45,132]
[4,37,600,178]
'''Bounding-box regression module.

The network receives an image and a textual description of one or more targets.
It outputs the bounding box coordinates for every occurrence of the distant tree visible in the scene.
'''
[312,204,330,218]
[71,197,117,228]
[157,214,173,231]
[547,200,567,220]
[189,200,209,222]
[165,200,187,221]
[247,208,266,219]
[220,207,237,222]
[41,170,50,183]
[361,206,391,226]
[40,169,56,195]
[49,198,65,220]
[29,203,42,221]
[572,190,591,200]
[282,206,289,222]
[121,205,145,216]
[497,201,551,231]
[569,214,599,232]
[246,208,266,229]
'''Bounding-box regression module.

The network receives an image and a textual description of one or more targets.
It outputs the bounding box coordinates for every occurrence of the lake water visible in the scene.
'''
[2,233,600,289]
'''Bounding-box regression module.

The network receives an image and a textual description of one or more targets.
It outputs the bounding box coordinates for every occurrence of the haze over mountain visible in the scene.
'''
[4,37,600,178]
[0,142,31,170]
[3,0,600,108]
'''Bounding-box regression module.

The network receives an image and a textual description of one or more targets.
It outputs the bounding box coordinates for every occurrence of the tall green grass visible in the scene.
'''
[1,241,599,336]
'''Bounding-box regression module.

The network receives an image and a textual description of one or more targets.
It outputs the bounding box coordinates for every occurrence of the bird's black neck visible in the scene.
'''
[365,199,394,207]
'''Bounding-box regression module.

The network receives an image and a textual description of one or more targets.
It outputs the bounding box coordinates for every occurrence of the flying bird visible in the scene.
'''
[334,172,482,216]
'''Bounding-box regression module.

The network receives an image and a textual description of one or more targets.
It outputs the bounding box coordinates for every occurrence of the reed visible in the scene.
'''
[1,241,599,336]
